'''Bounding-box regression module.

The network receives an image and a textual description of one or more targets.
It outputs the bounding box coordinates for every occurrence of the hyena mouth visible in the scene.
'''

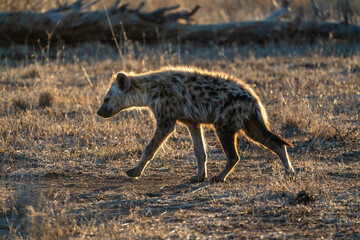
[97,107,112,118]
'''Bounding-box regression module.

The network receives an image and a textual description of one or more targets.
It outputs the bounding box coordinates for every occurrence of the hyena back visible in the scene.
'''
[97,66,295,183]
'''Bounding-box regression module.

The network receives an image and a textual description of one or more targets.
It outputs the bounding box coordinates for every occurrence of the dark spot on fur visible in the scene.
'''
[194,86,202,91]
[209,91,217,96]
[202,95,210,102]
[221,93,252,111]
[171,77,178,84]
[175,73,184,79]
[151,92,159,100]
[228,109,236,120]
[188,76,197,82]
[160,118,175,129]
[181,88,186,95]
[210,77,219,85]
[191,94,197,102]
[215,123,227,134]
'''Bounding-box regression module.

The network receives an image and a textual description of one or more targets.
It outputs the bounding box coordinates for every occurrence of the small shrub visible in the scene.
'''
[38,92,53,108]
[22,68,40,79]
[290,190,316,205]
[12,97,28,111]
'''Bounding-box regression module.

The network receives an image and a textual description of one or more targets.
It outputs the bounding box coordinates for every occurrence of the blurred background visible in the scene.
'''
[1,0,359,24]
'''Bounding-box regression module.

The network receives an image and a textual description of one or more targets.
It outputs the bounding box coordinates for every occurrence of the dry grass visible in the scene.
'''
[0,40,359,239]
[0,1,360,239]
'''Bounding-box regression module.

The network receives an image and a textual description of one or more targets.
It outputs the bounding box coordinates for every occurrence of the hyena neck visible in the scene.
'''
[128,88,149,108]
[129,78,150,108]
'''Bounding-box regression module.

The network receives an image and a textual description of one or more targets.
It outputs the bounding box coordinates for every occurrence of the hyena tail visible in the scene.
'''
[244,103,294,148]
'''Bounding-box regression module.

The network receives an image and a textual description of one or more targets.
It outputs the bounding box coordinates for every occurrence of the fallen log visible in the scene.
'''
[0,1,199,45]
[0,1,359,46]
[178,19,360,44]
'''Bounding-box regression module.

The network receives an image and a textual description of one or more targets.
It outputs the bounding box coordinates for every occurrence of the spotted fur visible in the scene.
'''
[97,66,295,183]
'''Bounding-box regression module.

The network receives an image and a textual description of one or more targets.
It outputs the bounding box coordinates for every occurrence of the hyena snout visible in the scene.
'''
[97,105,113,118]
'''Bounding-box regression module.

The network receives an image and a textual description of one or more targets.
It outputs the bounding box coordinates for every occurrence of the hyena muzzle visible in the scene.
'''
[97,66,295,183]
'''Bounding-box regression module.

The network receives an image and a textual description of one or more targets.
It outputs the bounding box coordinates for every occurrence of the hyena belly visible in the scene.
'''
[97,67,295,183]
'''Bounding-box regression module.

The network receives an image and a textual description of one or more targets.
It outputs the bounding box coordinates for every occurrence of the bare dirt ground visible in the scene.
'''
[0,42,359,239]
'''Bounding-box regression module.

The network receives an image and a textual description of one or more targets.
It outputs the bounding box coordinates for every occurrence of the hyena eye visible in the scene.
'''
[104,97,110,103]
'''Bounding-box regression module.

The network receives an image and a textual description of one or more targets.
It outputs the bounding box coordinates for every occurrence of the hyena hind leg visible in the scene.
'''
[212,127,240,183]
[243,116,295,176]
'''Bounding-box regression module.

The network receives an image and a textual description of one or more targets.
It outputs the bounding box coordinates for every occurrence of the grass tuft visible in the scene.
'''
[12,97,29,112]
[38,91,53,108]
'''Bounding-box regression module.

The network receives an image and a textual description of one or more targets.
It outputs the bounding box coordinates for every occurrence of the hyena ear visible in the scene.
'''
[116,73,131,92]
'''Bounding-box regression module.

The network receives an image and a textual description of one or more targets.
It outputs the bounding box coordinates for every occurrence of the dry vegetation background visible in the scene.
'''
[0,0,360,239]
[1,0,360,23]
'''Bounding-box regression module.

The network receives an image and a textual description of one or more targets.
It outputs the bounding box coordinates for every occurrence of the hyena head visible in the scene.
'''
[97,72,132,118]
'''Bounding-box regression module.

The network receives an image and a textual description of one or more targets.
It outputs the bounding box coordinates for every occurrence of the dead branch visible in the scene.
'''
[132,2,145,12]
[136,5,180,23]
[83,0,101,10]
[108,0,123,13]
[310,0,330,20]
[46,0,83,13]
[337,0,360,25]
[266,8,291,21]
[164,5,200,22]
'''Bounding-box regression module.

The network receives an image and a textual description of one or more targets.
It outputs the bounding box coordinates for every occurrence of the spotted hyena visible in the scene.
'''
[97,66,295,183]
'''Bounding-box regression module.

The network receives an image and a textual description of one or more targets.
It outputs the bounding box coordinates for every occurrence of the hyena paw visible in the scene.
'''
[126,168,141,178]
[210,175,226,183]
[189,174,206,183]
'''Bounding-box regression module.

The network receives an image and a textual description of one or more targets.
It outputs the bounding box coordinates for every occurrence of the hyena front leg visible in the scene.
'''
[212,125,240,183]
[184,122,207,183]
[126,121,175,178]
